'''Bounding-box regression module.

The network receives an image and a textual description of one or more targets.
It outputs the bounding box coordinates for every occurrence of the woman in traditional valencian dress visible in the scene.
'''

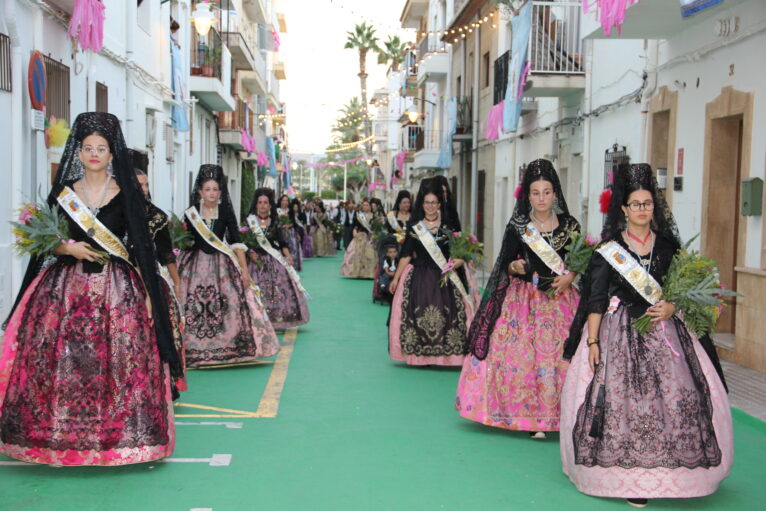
[178,165,278,368]
[311,200,332,257]
[136,169,187,394]
[300,201,315,259]
[340,199,378,279]
[289,198,306,270]
[388,181,475,366]
[0,112,182,465]
[385,190,412,244]
[245,188,310,330]
[456,159,580,438]
[428,175,482,308]
[277,194,303,272]
[560,164,732,508]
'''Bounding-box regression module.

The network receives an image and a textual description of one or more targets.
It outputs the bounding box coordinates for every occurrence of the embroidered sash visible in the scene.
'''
[521,222,566,276]
[597,240,663,305]
[356,213,373,233]
[57,186,132,265]
[247,215,309,298]
[185,207,264,305]
[386,211,403,232]
[413,221,473,314]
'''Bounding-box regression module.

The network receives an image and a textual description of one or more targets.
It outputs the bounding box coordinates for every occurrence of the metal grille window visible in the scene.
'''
[42,55,70,122]
[493,51,509,104]
[604,143,629,188]
[95,81,108,112]
[0,33,11,92]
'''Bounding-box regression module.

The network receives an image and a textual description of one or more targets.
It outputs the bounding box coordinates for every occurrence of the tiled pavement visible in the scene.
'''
[722,359,766,421]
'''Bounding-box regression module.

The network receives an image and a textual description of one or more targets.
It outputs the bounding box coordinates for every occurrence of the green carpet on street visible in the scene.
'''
[1,253,764,510]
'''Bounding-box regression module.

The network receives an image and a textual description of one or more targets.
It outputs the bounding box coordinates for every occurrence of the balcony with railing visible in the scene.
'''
[416,34,449,86]
[217,97,257,149]
[190,27,236,111]
[401,124,423,162]
[524,1,585,97]
[452,96,473,141]
[401,50,419,97]
[413,129,443,169]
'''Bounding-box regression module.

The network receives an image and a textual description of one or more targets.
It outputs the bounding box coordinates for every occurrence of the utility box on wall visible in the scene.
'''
[741,177,763,216]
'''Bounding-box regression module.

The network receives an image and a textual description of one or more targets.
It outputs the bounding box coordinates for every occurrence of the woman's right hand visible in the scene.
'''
[390,276,399,294]
[508,259,527,275]
[588,344,600,373]
[65,241,103,262]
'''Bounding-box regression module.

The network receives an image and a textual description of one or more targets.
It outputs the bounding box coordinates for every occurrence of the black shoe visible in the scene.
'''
[627,498,648,508]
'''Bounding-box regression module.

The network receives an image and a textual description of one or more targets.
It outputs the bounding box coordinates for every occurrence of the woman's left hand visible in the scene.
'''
[647,300,676,322]
[551,272,576,295]
[451,258,465,270]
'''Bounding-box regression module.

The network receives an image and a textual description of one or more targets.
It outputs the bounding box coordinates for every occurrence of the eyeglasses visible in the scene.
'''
[626,201,655,212]
[81,146,109,155]
[423,200,440,206]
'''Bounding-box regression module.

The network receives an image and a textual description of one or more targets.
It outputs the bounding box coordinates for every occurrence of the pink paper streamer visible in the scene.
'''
[485,102,505,141]
[583,0,641,36]
[68,0,105,52]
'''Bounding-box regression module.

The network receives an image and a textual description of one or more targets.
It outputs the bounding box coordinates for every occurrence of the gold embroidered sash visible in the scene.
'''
[521,222,566,276]
[247,215,309,298]
[57,186,132,264]
[185,207,264,305]
[356,213,373,233]
[597,240,663,305]
[413,221,474,314]
[386,211,403,233]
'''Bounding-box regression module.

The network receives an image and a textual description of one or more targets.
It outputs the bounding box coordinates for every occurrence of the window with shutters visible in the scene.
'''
[493,51,509,105]
[0,33,11,92]
[42,55,70,122]
[96,81,108,112]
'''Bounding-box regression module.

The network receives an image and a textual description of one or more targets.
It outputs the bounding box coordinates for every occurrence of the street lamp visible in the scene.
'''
[405,97,437,125]
[190,2,217,37]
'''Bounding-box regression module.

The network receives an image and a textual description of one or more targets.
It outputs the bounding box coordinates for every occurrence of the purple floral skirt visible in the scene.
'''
[0,260,174,465]
[248,252,309,330]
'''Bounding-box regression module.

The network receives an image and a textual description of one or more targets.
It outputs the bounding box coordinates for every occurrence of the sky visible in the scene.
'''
[280,0,415,154]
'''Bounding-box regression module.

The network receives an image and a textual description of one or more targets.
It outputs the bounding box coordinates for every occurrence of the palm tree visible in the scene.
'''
[344,22,379,153]
[377,35,407,73]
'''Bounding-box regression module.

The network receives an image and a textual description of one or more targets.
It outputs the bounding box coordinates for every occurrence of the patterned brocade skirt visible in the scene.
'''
[0,260,174,465]
[388,264,474,366]
[248,252,309,330]
[282,227,303,272]
[340,233,377,279]
[178,250,279,368]
[560,306,733,499]
[456,278,579,431]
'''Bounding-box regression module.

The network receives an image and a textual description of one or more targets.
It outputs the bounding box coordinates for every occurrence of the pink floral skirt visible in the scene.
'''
[248,252,309,330]
[178,250,279,367]
[560,307,733,499]
[0,260,174,466]
[456,278,579,431]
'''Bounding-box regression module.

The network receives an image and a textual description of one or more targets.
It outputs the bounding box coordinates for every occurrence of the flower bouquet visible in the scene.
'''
[370,216,388,242]
[332,222,345,241]
[632,234,742,337]
[10,201,109,264]
[277,214,293,228]
[535,231,600,298]
[238,225,264,270]
[168,213,193,253]
[440,230,483,286]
